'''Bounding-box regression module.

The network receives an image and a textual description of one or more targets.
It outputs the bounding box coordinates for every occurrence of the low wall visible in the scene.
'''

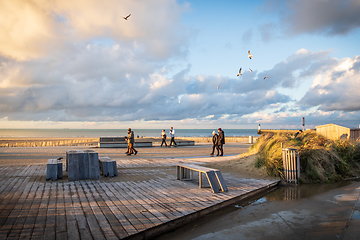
[0,138,98,148]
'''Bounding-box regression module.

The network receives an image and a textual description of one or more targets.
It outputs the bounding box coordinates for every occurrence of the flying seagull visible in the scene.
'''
[249,68,253,72]
[217,86,220,90]
[248,50,253,59]
[263,76,270,80]
[123,14,131,20]
[237,68,242,76]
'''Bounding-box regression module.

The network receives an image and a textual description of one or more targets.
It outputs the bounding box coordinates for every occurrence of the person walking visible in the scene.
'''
[218,128,225,156]
[210,131,219,156]
[126,128,138,155]
[160,129,167,147]
[169,127,177,147]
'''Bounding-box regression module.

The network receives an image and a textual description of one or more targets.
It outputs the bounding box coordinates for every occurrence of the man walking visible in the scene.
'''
[126,128,138,155]
[218,128,225,156]
[169,127,177,147]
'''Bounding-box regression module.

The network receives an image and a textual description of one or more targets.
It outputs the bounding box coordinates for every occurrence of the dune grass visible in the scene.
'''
[250,131,360,183]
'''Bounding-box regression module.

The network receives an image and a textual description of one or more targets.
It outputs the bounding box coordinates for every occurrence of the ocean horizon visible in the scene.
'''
[0,128,258,138]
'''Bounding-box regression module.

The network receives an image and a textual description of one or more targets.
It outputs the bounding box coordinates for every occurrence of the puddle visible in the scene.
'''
[353,210,360,220]
[154,180,359,240]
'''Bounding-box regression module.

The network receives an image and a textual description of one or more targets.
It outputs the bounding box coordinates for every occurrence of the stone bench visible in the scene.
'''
[98,137,152,148]
[98,157,118,177]
[66,150,100,181]
[176,163,228,193]
[46,159,63,181]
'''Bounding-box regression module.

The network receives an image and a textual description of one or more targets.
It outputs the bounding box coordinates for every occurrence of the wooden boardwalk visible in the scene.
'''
[0,157,279,239]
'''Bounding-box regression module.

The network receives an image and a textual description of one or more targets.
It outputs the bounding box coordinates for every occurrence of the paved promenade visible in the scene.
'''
[0,143,279,239]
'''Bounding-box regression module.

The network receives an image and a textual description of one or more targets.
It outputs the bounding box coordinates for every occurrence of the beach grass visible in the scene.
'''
[251,131,360,183]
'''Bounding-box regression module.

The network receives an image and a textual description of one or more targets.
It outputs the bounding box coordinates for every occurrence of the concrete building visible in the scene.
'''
[315,123,360,141]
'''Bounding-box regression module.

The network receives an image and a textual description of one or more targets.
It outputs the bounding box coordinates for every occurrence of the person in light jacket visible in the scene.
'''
[210,131,219,156]
[169,127,177,147]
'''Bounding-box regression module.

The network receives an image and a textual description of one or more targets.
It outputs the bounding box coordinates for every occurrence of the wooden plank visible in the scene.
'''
[18,165,44,239]
[63,182,80,240]
[125,181,178,221]
[121,181,169,224]
[55,182,67,239]
[69,182,92,239]
[92,182,129,239]
[96,182,139,236]
[83,181,120,240]
[74,181,105,240]
[112,182,156,230]
[31,181,50,239]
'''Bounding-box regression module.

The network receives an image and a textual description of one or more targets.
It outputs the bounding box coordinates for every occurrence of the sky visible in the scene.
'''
[1,0,360,130]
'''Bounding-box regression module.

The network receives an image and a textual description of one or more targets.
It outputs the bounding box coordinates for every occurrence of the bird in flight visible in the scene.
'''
[237,68,242,76]
[263,76,270,80]
[249,68,253,72]
[123,14,131,20]
[217,87,220,90]
[248,50,253,59]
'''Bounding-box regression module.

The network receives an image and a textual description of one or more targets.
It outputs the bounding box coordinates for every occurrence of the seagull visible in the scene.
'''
[263,76,270,80]
[217,86,220,90]
[123,14,131,20]
[248,50,253,59]
[57,157,63,160]
[237,68,242,76]
[249,68,253,72]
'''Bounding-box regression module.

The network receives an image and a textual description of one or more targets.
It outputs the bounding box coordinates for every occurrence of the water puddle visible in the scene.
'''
[353,210,360,220]
[155,180,359,240]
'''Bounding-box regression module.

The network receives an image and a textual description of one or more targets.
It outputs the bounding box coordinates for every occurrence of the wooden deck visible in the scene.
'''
[0,157,279,239]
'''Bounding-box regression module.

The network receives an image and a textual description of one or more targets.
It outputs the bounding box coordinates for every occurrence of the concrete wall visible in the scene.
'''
[0,138,99,148]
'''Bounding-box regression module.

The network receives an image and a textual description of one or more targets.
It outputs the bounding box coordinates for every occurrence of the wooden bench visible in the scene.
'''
[46,159,63,181]
[176,163,228,193]
[98,157,118,177]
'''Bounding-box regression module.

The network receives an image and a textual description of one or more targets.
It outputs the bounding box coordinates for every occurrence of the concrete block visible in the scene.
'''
[86,150,100,180]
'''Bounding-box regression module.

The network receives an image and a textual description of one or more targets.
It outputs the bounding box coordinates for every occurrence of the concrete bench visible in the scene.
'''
[46,159,63,181]
[98,137,152,148]
[176,163,228,193]
[66,150,100,181]
[99,157,118,177]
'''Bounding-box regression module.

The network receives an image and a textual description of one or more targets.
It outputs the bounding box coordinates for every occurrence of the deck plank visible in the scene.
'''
[0,161,279,240]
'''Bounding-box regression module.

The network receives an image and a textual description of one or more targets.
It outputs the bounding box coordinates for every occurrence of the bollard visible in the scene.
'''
[249,136,253,144]
[282,148,300,184]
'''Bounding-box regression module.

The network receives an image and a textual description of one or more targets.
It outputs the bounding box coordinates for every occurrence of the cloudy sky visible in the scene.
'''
[1,0,360,129]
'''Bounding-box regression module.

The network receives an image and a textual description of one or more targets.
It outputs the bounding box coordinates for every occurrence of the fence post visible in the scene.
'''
[282,148,300,184]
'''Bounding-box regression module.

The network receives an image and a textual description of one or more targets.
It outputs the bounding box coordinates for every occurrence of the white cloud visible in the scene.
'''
[300,56,360,111]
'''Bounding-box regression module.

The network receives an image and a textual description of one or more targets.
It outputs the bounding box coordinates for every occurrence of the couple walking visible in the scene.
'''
[210,128,225,156]
[160,127,177,147]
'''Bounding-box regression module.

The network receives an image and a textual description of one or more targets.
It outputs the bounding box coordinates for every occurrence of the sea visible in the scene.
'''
[0,129,258,138]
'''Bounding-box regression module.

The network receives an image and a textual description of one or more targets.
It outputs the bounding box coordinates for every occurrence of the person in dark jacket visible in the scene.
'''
[218,128,225,156]
[160,129,167,147]
[125,128,137,155]
[210,131,219,156]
